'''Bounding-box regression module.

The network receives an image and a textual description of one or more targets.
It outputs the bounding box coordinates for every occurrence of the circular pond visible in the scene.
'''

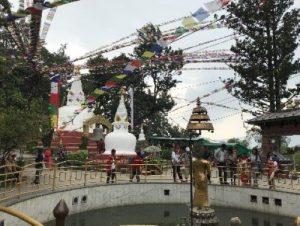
[45,204,294,226]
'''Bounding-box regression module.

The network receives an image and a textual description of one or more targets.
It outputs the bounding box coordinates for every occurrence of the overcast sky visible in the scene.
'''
[9,0,300,145]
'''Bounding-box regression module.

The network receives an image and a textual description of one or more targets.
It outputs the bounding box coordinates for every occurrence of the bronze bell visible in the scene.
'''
[187,97,214,133]
[91,124,104,141]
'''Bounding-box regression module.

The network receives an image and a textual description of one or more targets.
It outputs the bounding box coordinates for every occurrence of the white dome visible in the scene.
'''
[104,122,136,155]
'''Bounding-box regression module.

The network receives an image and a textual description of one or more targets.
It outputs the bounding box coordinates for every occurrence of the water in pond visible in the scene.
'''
[45,204,294,226]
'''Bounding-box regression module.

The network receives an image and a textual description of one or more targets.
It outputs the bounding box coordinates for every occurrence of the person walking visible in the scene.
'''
[214,144,228,184]
[171,145,183,182]
[180,146,191,182]
[106,149,117,183]
[129,151,143,182]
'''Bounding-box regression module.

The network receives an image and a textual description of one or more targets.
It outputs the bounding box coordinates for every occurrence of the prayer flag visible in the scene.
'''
[50,93,59,105]
[94,88,105,96]
[115,74,127,80]
[192,7,210,22]
[157,38,168,48]
[51,82,59,94]
[131,60,141,68]
[142,51,155,58]
[50,74,60,83]
[48,104,57,115]
[50,115,58,128]
[182,16,198,29]
[150,43,163,54]
[204,0,222,12]
[105,80,117,88]
[124,64,136,72]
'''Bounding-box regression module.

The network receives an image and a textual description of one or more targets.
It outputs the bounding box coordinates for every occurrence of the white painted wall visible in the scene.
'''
[0,184,299,226]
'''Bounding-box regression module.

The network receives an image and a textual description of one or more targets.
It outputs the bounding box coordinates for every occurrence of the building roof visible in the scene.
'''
[247,109,300,125]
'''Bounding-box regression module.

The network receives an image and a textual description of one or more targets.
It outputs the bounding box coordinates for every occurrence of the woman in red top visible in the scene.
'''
[130,151,143,182]
[106,149,116,183]
[44,148,53,169]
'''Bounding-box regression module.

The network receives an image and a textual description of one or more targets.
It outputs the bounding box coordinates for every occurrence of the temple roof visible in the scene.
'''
[247,109,300,125]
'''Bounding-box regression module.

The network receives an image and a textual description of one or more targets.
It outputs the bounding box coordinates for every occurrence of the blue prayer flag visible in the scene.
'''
[192,7,210,22]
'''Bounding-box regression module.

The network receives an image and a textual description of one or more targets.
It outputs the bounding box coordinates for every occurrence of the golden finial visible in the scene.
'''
[196,97,201,107]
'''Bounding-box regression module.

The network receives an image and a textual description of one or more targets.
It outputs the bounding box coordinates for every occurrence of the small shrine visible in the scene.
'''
[103,88,137,156]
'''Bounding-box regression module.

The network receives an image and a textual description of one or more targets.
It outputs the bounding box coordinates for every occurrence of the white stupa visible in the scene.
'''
[104,89,137,156]
[138,125,146,141]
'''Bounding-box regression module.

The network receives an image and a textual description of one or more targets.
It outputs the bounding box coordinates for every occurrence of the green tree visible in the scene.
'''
[82,23,184,137]
[226,0,300,112]
[227,137,249,148]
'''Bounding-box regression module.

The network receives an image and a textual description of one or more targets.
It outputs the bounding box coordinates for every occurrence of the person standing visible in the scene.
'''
[266,152,278,189]
[180,146,191,182]
[44,148,53,169]
[250,147,261,186]
[130,151,143,182]
[171,145,183,182]
[33,148,44,184]
[106,149,117,183]
[214,144,228,184]
[227,147,238,185]
[97,139,105,154]
[5,154,19,182]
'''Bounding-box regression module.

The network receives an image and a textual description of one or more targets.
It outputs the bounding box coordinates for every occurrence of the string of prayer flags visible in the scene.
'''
[49,74,60,129]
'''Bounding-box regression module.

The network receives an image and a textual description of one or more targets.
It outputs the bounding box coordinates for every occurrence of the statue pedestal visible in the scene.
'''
[191,207,218,226]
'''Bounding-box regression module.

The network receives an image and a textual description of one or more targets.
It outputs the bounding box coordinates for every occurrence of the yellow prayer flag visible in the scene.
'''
[142,51,155,58]
[182,16,198,29]
[115,74,127,80]
[94,88,105,96]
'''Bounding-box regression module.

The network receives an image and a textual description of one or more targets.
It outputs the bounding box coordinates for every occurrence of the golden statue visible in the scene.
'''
[193,158,211,209]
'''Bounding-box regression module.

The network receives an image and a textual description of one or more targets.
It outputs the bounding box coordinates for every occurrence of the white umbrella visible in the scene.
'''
[144,145,161,153]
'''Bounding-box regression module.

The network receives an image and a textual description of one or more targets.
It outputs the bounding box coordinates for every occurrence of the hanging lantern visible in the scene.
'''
[186,97,214,133]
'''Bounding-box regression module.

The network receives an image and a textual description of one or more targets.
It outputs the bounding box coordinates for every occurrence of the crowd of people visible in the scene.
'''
[1,143,283,188]
[170,143,281,189]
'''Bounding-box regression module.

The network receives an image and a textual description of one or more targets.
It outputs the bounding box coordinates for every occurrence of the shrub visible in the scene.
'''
[67,150,88,164]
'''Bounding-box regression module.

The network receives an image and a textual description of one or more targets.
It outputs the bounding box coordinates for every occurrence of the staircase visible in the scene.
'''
[51,131,98,153]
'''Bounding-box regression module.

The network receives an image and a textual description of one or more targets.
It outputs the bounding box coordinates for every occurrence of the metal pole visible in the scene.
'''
[129,87,134,129]
[189,132,193,226]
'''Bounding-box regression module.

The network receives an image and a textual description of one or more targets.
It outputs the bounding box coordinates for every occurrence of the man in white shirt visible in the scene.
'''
[171,145,183,182]
[214,144,228,184]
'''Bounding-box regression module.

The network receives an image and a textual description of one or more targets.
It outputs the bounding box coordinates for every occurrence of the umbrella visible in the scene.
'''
[144,145,161,153]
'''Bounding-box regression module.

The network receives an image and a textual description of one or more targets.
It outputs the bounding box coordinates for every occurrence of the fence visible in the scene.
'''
[0,160,299,203]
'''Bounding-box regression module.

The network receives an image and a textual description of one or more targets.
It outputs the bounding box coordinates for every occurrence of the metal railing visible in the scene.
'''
[0,206,43,226]
[0,160,299,203]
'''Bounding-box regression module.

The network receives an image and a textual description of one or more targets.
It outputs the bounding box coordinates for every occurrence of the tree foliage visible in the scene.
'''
[226,0,300,112]
[82,23,184,137]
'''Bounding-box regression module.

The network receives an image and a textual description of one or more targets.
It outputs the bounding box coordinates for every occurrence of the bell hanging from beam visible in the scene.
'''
[92,123,104,141]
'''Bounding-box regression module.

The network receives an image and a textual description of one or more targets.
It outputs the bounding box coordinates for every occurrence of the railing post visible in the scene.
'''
[53,199,69,226]
[84,160,87,187]
[52,164,57,191]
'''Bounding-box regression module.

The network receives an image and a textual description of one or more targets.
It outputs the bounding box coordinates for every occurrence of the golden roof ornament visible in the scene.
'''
[186,97,214,132]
